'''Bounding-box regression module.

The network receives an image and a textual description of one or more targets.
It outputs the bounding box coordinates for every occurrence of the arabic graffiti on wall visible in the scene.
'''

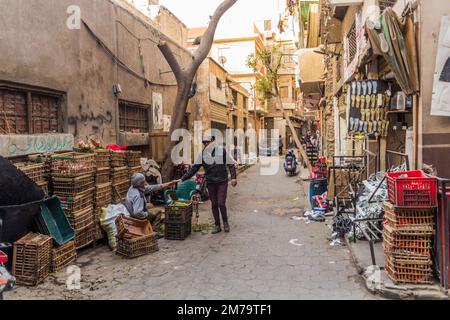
[68,104,113,137]
[1,134,74,157]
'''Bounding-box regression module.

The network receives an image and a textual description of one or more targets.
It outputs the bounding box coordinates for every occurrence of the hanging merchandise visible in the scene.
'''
[347,80,392,137]
[365,8,420,95]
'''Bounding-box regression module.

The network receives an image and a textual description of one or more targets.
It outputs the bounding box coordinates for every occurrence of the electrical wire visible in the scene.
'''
[116,20,184,61]
[82,20,178,87]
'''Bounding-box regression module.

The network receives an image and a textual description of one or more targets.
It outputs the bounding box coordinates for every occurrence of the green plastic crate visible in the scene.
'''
[35,196,75,246]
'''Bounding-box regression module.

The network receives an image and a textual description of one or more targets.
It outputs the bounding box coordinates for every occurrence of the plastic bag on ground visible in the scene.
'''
[100,204,130,251]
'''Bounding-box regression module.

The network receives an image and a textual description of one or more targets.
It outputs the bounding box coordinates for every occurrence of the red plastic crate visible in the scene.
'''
[386,170,438,208]
[0,250,8,264]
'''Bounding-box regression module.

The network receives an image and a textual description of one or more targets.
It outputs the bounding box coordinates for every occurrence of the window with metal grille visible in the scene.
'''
[31,94,59,134]
[232,90,238,105]
[0,89,27,134]
[379,0,398,10]
[119,100,149,133]
[347,22,357,63]
[0,87,62,134]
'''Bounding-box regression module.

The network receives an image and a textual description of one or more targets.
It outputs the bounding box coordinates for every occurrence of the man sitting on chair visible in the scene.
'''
[124,173,178,230]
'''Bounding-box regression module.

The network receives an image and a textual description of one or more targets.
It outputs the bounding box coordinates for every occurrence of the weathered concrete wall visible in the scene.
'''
[209,59,228,106]
[153,6,188,47]
[0,0,195,154]
[416,0,450,178]
[376,0,450,177]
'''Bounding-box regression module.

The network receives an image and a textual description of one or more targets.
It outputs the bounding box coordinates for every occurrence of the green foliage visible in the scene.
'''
[245,53,258,72]
[245,44,284,103]
[254,77,274,101]
[300,2,311,31]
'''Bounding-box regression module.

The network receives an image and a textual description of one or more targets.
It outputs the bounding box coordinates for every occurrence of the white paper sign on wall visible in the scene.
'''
[431,15,450,117]
[163,115,171,132]
[152,92,163,130]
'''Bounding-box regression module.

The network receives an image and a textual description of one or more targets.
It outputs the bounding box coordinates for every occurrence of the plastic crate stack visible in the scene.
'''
[126,151,143,176]
[94,149,112,240]
[51,152,96,250]
[15,161,48,195]
[306,144,318,165]
[12,232,52,286]
[164,202,193,240]
[383,170,438,285]
[111,151,129,203]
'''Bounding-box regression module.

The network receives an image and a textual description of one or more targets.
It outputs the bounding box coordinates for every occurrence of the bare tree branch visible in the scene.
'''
[190,0,238,73]
[155,0,238,180]
[158,41,185,82]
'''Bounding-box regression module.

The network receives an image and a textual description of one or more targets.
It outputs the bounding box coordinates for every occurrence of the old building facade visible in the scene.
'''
[291,0,450,178]
[0,0,196,161]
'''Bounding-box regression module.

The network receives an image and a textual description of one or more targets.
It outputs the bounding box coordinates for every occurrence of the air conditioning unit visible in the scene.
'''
[391,92,413,111]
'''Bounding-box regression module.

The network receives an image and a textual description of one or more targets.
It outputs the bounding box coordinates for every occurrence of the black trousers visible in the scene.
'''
[207,181,229,226]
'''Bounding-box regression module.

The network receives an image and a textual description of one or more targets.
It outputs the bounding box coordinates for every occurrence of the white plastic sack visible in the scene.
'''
[99,204,130,251]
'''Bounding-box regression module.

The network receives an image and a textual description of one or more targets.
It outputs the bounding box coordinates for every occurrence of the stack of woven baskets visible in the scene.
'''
[15,161,48,195]
[115,215,158,258]
[94,149,111,185]
[126,151,143,176]
[383,170,438,285]
[94,149,112,240]
[12,233,53,286]
[51,152,96,250]
[50,240,77,273]
[110,151,129,203]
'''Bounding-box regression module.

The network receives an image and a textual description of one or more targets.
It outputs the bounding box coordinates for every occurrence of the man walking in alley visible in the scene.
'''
[278,135,284,156]
[180,135,237,234]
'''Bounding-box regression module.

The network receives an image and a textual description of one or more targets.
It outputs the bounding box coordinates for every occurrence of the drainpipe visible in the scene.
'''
[114,8,120,146]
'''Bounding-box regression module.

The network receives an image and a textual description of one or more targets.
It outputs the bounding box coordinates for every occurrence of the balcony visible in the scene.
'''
[298,49,325,95]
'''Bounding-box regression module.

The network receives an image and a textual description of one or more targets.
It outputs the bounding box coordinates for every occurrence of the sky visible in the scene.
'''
[159,0,283,37]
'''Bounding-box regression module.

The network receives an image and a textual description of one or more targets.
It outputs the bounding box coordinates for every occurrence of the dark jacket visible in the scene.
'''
[181,145,237,184]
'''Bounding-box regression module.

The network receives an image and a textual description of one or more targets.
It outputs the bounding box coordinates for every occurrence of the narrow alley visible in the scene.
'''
[1,0,449,305]
[6,160,375,300]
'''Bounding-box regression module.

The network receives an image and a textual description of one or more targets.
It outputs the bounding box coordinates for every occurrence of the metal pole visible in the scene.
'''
[442,179,450,293]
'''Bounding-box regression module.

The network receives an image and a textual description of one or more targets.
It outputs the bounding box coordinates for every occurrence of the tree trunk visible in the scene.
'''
[160,81,192,181]
[157,0,238,181]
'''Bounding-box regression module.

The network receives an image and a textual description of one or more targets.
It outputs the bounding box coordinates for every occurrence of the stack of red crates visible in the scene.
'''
[383,170,438,285]
[312,156,328,179]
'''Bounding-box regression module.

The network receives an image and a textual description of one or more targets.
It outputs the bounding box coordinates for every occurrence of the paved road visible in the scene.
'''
[7,159,376,300]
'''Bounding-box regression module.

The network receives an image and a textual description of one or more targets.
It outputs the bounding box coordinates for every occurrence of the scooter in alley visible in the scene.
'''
[284,150,298,176]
